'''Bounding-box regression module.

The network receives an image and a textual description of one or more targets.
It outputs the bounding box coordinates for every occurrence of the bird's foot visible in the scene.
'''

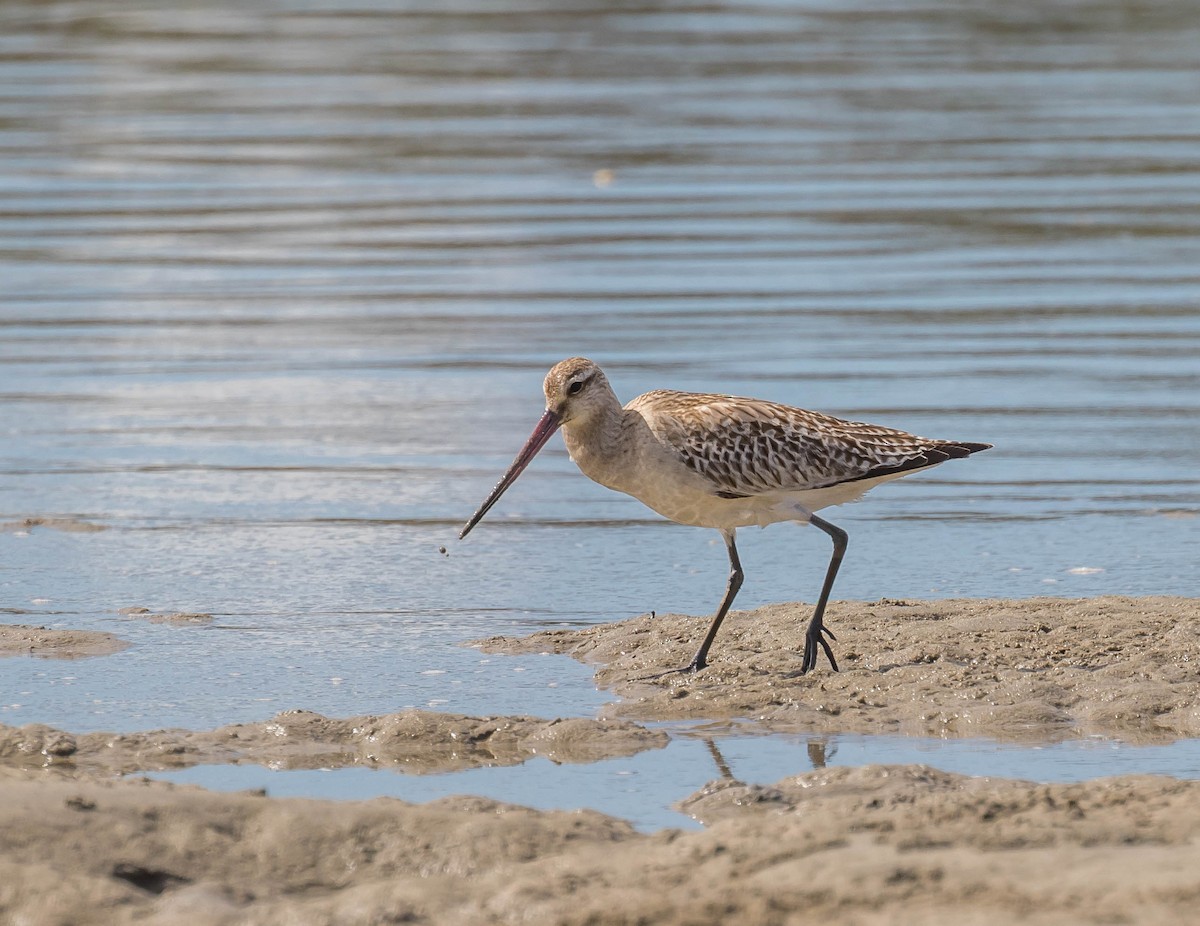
[637,656,706,681]
[800,623,838,674]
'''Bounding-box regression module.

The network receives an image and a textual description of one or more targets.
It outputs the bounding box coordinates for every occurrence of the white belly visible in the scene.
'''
[589,444,927,530]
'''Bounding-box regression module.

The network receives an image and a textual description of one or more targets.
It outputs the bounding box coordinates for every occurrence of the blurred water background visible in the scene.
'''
[2,0,1198,824]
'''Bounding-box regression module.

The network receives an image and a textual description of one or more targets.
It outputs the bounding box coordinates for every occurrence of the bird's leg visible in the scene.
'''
[687,529,743,671]
[801,514,847,674]
[704,738,735,779]
[641,529,742,678]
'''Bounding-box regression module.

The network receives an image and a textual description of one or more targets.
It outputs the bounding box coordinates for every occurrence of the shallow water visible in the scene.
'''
[2,0,1199,813]
[152,729,1200,832]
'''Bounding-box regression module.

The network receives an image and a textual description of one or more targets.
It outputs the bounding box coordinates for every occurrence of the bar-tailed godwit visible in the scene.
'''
[460,358,990,675]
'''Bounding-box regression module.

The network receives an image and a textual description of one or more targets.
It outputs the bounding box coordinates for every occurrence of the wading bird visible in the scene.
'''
[460,358,990,674]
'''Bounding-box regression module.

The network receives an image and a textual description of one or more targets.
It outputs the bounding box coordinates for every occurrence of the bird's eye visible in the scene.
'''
[567,380,585,396]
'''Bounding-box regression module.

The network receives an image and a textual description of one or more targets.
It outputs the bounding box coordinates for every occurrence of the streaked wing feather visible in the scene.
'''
[629,390,982,497]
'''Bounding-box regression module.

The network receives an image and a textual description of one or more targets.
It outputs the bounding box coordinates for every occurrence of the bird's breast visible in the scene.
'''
[563,420,756,529]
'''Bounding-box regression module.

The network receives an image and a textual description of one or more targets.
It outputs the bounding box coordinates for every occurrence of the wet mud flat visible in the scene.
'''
[3,595,1200,925]
[478,595,1200,744]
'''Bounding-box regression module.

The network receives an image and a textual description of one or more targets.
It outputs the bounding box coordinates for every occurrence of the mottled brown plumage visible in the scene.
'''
[628,388,989,500]
[461,357,991,675]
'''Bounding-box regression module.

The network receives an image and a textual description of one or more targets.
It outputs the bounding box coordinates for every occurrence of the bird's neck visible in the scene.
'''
[561,403,630,489]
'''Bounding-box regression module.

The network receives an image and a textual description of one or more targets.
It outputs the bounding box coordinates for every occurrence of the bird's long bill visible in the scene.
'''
[459,408,562,539]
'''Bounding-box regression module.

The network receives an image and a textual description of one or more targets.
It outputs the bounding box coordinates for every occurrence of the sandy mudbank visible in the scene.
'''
[0,624,129,659]
[0,708,668,776]
[117,606,215,625]
[477,595,1200,742]
[3,763,1200,925]
[5,596,1200,925]
[0,516,105,533]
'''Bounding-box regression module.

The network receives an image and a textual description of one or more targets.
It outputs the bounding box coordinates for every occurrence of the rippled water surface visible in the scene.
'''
[2,0,1199,811]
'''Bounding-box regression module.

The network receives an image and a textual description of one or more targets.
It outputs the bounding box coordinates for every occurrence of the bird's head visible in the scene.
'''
[459,357,617,540]
[543,356,615,427]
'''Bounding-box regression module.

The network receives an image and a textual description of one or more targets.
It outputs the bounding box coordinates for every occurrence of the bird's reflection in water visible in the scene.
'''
[701,737,837,779]
[808,739,834,769]
[704,738,736,780]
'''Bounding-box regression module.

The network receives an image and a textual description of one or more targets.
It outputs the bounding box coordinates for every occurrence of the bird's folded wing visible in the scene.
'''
[629,390,962,498]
